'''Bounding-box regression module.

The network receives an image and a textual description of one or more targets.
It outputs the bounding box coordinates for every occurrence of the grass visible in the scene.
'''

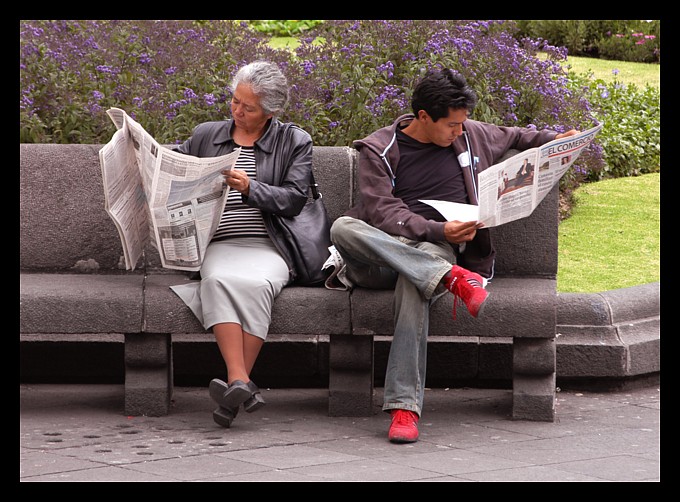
[269,36,300,49]
[564,55,660,89]
[557,173,660,293]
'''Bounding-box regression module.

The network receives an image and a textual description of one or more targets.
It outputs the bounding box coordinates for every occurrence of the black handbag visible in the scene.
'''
[275,172,332,286]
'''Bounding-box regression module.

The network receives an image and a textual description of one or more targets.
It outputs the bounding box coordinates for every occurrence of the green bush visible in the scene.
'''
[245,20,323,37]
[515,20,660,63]
[596,30,660,64]
[567,71,660,181]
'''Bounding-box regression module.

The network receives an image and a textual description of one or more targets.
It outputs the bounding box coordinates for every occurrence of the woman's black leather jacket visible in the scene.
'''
[174,118,314,282]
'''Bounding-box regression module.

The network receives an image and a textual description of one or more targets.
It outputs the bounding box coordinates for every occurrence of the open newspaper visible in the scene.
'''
[421,123,603,228]
[99,108,241,271]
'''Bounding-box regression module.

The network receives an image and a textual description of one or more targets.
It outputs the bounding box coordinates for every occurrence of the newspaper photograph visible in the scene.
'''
[421,123,603,228]
[99,108,241,271]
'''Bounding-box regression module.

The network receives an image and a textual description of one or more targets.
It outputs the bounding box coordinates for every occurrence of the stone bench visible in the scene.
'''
[22,143,655,421]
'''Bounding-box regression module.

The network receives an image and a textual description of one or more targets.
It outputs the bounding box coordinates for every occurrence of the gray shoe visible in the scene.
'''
[212,406,239,428]
[209,378,265,412]
[209,378,251,409]
[243,381,266,413]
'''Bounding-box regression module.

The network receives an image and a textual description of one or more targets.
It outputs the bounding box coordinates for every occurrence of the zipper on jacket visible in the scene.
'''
[379,133,398,187]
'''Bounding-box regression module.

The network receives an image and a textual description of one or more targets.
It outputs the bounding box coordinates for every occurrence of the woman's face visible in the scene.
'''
[230,83,273,134]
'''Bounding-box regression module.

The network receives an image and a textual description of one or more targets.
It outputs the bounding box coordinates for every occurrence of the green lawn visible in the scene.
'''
[557,173,660,293]
[564,55,660,89]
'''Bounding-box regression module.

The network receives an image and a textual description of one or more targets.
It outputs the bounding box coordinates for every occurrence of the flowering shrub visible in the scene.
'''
[286,21,599,145]
[20,20,285,143]
[597,31,660,64]
[514,20,660,63]
[21,19,626,185]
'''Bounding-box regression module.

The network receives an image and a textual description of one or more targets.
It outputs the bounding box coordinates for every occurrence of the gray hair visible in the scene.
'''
[230,61,289,116]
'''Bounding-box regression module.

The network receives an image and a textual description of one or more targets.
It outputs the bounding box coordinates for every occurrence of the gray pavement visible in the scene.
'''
[20,383,660,482]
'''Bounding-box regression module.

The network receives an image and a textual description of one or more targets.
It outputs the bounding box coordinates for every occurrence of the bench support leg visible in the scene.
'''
[329,335,374,416]
[124,333,173,417]
[511,337,556,422]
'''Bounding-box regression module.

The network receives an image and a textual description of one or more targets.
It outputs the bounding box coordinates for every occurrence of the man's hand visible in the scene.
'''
[555,129,579,140]
[444,220,484,244]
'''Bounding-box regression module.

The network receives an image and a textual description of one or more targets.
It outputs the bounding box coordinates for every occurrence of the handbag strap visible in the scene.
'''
[310,170,322,200]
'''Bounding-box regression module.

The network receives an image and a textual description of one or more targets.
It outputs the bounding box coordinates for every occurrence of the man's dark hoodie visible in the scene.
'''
[345,113,558,279]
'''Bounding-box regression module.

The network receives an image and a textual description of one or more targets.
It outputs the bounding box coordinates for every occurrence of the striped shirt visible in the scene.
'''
[211,146,268,242]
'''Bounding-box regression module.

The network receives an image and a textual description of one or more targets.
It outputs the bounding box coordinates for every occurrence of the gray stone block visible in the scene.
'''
[513,338,556,375]
[124,334,172,416]
[555,283,660,379]
[143,274,209,334]
[512,373,556,422]
[329,336,374,416]
[426,336,480,380]
[556,292,612,326]
[491,185,559,277]
[351,277,556,339]
[601,282,660,324]
[312,146,354,223]
[478,337,513,380]
[20,273,144,334]
[144,274,352,336]
[20,144,126,271]
[270,287,351,336]
[124,333,172,368]
[620,319,660,375]
[557,336,628,377]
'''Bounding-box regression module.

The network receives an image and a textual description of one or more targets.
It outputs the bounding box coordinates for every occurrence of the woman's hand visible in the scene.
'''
[223,168,250,196]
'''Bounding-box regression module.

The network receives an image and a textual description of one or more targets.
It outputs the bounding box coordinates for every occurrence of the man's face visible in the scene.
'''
[420,108,468,147]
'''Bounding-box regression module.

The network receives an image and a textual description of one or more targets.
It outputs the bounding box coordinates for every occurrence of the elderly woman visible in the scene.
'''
[170,61,314,428]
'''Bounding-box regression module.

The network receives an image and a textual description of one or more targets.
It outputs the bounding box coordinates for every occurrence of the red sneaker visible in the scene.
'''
[388,409,420,443]
[443,265,489,319]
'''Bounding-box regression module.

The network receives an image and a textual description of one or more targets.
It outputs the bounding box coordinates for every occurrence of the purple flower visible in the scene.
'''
[301,60,316,76]
[377,61,394,78]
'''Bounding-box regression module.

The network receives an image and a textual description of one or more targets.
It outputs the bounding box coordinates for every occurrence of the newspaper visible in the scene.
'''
[322,245,354,291]
[99,108,241,271]
[420,123,603,228]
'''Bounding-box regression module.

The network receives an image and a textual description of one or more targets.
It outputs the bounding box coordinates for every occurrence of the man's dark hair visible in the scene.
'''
[411,69,478,122]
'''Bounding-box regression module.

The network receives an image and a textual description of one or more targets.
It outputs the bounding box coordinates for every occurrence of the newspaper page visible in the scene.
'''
[99,108,241,271]
[421,123,602,228]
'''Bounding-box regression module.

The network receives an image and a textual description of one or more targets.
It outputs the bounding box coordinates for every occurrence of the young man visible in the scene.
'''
[330,69,577,443]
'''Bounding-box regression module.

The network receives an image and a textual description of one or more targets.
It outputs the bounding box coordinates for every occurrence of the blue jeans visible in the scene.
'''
[330,216,457,417]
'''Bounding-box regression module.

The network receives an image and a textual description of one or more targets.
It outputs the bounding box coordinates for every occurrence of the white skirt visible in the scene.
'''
[170,237,290,340]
